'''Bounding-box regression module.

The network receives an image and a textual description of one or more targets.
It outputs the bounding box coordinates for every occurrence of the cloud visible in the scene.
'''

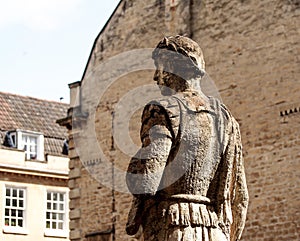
[0,0,83,30]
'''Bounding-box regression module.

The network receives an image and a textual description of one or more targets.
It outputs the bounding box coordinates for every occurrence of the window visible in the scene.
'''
[5,130,44,161]
[4,186,26,233]
[22,134,38,160]
[45,191,67,237]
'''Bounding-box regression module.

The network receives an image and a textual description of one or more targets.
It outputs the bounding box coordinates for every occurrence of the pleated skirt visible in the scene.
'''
[142,201,228,241]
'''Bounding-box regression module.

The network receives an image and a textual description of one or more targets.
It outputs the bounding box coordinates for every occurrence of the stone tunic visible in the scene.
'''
[126,91,248,241]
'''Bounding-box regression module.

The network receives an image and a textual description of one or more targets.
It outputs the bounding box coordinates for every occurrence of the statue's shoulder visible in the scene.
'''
[141,97,181,139]
[143,96,180,119]
[147,96,179,109]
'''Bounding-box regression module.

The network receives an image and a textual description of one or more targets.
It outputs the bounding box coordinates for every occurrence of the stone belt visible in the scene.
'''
[167,194,212,204]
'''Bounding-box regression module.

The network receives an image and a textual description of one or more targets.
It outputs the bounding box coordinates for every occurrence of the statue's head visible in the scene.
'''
[152,35,205,95]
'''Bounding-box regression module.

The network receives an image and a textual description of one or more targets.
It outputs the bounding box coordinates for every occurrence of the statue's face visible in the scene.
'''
[153,56,188,96]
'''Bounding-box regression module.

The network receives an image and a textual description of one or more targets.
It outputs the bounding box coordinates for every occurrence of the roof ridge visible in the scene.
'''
[0,91,69,106]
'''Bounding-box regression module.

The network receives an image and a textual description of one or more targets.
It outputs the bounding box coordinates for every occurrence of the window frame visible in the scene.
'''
[3,185,28,235]
[9,132,17,147]
[44,190,68,238]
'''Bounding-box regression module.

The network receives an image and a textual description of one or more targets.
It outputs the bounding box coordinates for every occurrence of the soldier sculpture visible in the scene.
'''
[126,36,248,241]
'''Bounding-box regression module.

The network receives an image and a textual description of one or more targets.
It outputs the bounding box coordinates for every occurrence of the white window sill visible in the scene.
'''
[3,226,29,235]
[44,229,68,238]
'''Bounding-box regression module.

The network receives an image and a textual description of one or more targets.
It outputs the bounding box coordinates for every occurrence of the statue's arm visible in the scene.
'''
[126,101,177,235]
[218,106,249,241]
[126,103,173,196]
[229,120,249,241]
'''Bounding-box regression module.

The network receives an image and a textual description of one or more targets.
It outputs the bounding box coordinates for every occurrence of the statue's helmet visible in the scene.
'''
[152,35,205,74]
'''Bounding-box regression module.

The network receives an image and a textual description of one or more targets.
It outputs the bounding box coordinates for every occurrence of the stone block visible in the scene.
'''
[69,168,81,179]
[70,209,81,220]
[69,188,81,199]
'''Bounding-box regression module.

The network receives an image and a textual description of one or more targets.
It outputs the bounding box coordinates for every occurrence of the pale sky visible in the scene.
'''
[0,0,120,103]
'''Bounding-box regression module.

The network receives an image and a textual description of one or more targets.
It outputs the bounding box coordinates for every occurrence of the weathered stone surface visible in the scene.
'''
[126,36,248,241]
[70,230,81,240]
[70,209,81,219]
[69,188,81,199]
[65,1,300,241]
[69,168,81,179]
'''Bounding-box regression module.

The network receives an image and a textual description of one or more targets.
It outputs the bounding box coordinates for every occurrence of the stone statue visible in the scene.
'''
[126,36,248,241]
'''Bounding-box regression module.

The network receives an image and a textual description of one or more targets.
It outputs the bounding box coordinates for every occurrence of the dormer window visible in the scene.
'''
[4,130,44,161]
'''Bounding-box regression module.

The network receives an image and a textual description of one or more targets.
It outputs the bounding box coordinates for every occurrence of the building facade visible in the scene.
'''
[61,0,299,240]
[0,92,70,241]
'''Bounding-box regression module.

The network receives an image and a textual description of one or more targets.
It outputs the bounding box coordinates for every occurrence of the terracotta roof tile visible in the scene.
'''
[0,91,69,156]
